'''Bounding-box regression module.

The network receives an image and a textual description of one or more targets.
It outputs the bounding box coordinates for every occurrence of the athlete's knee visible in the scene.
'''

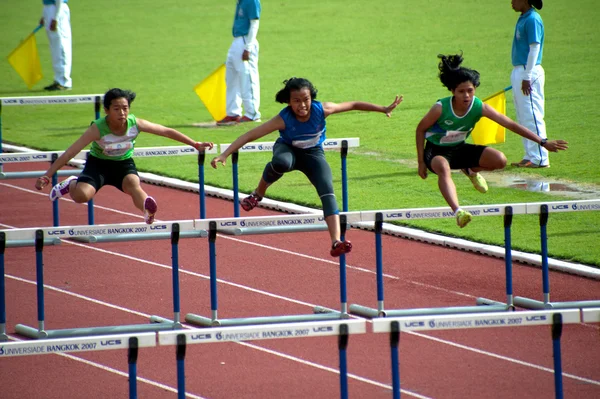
[321,193,339,218]
[70,188,91,203]
[262,161,291,183]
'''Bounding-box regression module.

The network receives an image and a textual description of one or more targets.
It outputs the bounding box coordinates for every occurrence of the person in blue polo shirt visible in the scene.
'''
[211,77,402,256]
[509,0,548,168]
[40,0,72,91]
[217,0,262,126]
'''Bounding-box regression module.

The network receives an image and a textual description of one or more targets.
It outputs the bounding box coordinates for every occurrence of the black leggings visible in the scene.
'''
[262,140,338,217]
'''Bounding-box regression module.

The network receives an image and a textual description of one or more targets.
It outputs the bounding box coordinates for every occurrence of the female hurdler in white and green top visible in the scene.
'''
[416,53,568,228]
[35,88,214,224]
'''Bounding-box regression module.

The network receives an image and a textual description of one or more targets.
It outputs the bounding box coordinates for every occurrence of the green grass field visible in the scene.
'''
[1,0,599,266]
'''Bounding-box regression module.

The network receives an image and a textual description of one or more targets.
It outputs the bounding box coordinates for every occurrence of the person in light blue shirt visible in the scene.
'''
[40,0,72,90]
[217,0,262,125]
[509,0,549,168]
[211,77,402,257]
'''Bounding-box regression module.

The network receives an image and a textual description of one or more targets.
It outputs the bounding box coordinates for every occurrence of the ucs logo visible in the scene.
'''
[525,315,547,322]
[100,339,122,346]
[403,321,424,328]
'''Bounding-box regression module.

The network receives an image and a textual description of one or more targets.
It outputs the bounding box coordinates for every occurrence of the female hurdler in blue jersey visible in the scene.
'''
[416,54,568,228]
[34,88,214,224]
[211,77,402,256]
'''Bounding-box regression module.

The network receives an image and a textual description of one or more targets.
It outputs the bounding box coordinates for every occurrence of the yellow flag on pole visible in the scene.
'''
[7,32,43,90]
[471,88,510,145]
[194,64,226,122]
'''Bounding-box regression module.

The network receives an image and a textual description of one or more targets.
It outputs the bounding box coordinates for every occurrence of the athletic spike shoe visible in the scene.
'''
[144,196,158,225]
[463,169,488,193]
[241,192,262,212]
[330,240,352,257]
[49,175,77,201]
[455,209,473,228]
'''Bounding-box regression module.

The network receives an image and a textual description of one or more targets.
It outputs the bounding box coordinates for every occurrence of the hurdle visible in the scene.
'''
[159,319,366,399]
[348,199,600,319]
[0,94,103,172]
[510,201,600,310]
[219,138,360,216]
[372,309,581,399]
[0,332,155,399]
[1,220,207,339]
[185,213,360,327]
[0,145,218,225]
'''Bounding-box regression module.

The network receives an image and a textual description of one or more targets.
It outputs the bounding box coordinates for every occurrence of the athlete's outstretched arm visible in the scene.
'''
[482,103,568,152]
[137,118,213,150]
[35,125,101,190]
[323,95,402,117]
[211,115,285,168]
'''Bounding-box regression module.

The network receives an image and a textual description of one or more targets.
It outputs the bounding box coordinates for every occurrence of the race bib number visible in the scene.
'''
[440,131,467,144]
[292,136,321,149]
[103,141,133,156]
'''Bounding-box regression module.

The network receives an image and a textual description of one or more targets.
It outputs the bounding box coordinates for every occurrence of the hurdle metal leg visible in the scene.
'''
[176,334,186,399]
[128,337,139,399]
[0,232,7,341]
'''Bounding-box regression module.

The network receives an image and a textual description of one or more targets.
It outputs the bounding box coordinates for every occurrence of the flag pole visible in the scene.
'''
[33,24,43,34]
[483,86,512,102]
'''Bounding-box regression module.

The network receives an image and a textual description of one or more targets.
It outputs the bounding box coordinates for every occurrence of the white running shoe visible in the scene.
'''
[49,176,78,201]
[144,196,158,224]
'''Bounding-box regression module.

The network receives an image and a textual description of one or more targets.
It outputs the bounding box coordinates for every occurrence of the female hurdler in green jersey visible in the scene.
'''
[35,88,214,224]
[416,53,568,228]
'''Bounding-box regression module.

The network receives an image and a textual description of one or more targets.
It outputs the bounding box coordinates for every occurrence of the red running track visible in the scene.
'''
[0,163,599,399]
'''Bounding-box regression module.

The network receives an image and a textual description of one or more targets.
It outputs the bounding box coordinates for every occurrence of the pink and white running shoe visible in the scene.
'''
[144,196,158,224]
[49,176,78,202]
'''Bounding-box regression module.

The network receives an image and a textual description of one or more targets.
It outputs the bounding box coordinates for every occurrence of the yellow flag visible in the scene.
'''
[7,33,43,90]
[471,91,507,145]
[194,64,226,122]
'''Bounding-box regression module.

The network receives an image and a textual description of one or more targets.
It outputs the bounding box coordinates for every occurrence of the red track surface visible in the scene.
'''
[0,163,599,398]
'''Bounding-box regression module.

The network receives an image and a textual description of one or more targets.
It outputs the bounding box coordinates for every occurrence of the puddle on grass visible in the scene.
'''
[484,174,600,199]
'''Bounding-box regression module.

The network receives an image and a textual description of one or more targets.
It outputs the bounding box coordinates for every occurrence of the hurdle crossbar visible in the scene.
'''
[372,309,580,399]
[159,319,365,399]
[345,201,600,318]
[185,217,353,328]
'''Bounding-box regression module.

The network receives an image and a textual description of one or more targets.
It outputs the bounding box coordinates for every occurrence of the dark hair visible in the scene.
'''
[275,77,318,103]
[529,0,543,10]
[103,88,136,109]
[437,53,480,91]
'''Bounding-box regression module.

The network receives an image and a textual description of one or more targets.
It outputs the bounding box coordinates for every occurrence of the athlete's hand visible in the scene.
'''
[211,155,227,169]
[544,140,569,152]
[194,141,214,151]
[418,161,428,179]
[384,95,403,117]
[35,176,50,190]
[242,50,250,61]
[49,20,58,32]
[39,17,44,26]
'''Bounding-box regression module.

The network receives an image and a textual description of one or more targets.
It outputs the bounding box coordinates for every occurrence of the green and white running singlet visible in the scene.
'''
[425,96,483,146]
[90,114,139,160]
